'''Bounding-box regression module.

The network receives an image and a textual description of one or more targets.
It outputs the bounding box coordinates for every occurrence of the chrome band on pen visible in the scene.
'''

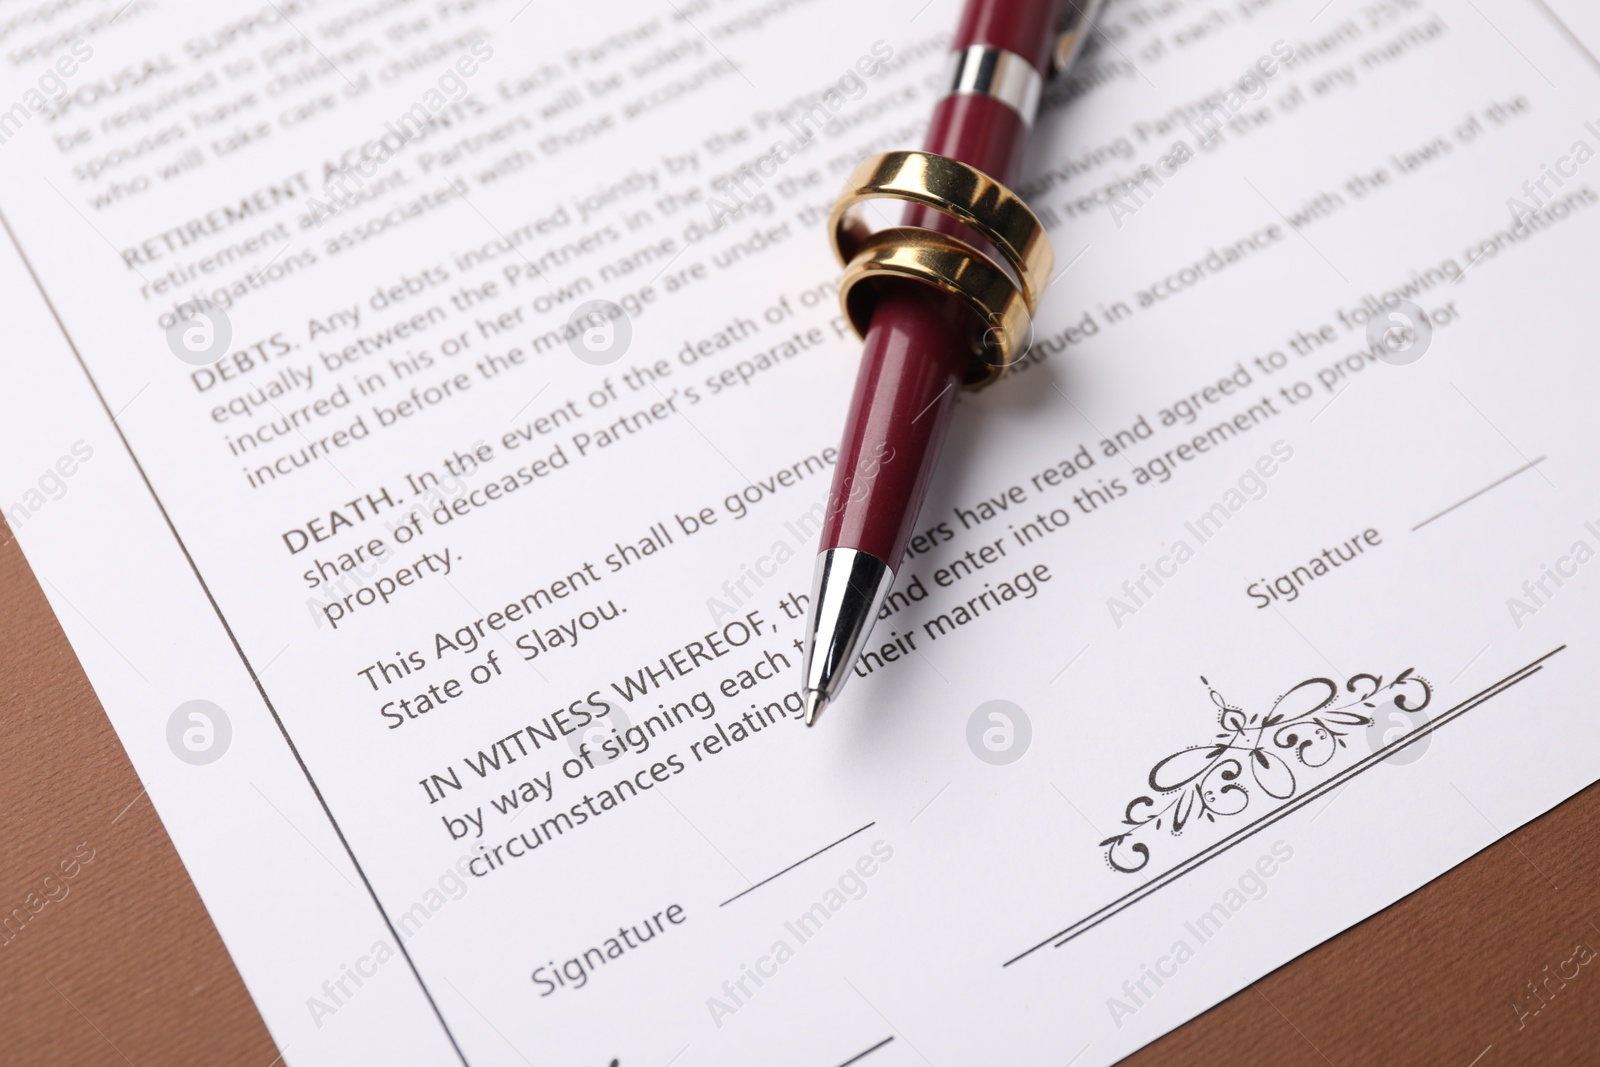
[940,45,1043,126]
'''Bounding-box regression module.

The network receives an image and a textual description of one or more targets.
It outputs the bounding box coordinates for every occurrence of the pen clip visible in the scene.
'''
[1050,0,1105,78]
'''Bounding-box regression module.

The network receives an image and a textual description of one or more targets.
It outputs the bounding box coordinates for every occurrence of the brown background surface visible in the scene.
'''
[3,523,1596,1067]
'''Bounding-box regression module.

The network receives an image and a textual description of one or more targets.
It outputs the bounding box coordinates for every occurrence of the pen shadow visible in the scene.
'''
[933,349,1088,516]
[836,352,1087,747]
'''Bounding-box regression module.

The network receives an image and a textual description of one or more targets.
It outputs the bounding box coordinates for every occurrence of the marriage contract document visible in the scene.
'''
[2,0,1599,1062]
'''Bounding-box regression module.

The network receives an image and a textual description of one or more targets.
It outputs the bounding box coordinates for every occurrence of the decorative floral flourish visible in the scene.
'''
[1101,670,1432,874]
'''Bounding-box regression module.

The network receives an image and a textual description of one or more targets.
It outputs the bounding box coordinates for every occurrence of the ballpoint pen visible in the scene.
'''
[801,0,1102,725]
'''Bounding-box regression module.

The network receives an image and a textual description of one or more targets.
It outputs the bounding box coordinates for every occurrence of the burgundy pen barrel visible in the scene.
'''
[917,0,1062,196]
[818,285,972,564]
[817,0,1063,567]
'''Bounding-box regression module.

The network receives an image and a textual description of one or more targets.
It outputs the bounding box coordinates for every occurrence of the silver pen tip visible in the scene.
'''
[803,690,828,727]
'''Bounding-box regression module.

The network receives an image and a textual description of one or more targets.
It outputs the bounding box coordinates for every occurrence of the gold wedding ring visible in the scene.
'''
[828,150,1054,389]
[829,150,1053,309]
[837,227,1031,389]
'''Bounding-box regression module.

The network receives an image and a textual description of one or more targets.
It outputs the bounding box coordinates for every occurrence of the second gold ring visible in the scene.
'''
[837,227,1031,390]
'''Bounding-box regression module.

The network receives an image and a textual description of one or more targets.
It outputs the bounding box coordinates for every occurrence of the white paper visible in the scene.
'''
[2,0,1598,1063]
